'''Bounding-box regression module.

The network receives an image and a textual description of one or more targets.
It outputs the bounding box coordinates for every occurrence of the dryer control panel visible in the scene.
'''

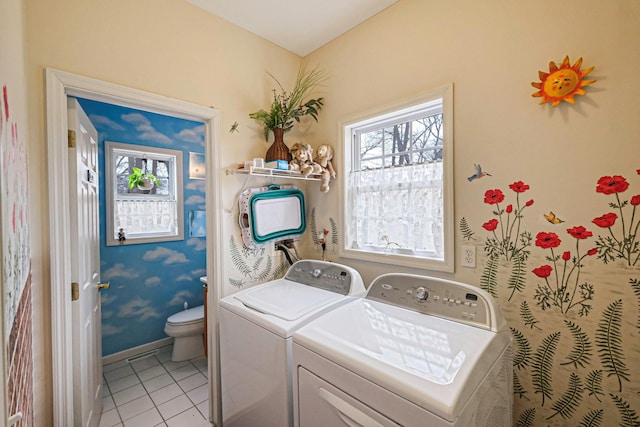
[366,273,503,331]
[285,260,365,296]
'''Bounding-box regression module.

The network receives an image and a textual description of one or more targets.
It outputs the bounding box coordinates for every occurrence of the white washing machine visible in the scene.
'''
[219,259,365,427]
[292,273,512,427]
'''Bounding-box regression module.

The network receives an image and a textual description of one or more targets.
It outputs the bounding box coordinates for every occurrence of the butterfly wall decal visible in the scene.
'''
[544,211,564,224]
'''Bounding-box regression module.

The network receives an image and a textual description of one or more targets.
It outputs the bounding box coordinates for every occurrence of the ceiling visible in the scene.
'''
[185,0,398,56]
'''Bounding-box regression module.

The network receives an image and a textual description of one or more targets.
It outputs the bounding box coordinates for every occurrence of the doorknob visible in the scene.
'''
[98,282,110,291]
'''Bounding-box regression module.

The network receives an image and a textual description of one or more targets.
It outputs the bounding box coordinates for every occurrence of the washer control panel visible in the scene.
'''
[366,273,494,330]
[285,260,364,296]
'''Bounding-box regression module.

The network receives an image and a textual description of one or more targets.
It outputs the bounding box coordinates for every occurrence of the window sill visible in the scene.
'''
[340,247,453,273]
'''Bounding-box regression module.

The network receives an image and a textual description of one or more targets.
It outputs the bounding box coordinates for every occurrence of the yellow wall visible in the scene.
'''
[25,0,301,424]
[305,0,640,424]
[23,0,640,424]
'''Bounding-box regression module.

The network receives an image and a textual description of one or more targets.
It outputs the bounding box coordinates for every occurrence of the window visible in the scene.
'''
[342,84,454,272]
[105,141,184,245]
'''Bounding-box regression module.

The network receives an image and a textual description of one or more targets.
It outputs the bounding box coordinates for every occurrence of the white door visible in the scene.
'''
[68,98,103,427]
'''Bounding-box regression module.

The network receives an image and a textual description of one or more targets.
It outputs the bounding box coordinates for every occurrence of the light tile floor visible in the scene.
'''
[99,345,211,427]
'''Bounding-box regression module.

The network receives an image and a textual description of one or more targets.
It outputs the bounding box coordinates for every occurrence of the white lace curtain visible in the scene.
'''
[348,162,444,258]
[114,199,177,238]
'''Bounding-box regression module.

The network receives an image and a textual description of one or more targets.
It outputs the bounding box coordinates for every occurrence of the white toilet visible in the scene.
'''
[164,305,205,361]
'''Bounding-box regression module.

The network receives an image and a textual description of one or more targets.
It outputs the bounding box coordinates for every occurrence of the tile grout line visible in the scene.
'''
[103,350,208,426]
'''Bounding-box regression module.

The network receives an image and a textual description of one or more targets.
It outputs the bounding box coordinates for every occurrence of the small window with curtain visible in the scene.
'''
[342,84,454,272]
[105,141,184,246]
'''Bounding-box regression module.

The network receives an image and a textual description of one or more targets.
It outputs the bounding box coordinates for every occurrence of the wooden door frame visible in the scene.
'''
[45,68,223,426]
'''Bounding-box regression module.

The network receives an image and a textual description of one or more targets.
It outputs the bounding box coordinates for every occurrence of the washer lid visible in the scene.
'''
[293,299,511,421]
[234,279,344,321]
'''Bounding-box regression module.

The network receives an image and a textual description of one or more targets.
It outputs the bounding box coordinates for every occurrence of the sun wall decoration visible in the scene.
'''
[531,55,596,107]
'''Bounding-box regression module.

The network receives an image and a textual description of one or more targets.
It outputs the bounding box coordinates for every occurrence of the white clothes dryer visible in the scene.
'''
[292,273,512,427]
[219,259,365,427]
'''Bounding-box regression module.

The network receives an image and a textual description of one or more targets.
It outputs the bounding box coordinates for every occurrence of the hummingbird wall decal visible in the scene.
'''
[468,164,492,181]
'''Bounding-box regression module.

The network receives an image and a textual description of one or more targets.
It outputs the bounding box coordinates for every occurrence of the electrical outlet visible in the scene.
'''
[462,245,476,268]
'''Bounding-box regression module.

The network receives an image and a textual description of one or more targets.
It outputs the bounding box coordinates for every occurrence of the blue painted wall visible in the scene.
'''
[75,97,206,357]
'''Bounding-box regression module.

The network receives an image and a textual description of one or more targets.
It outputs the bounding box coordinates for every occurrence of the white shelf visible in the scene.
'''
[226,166,321,181]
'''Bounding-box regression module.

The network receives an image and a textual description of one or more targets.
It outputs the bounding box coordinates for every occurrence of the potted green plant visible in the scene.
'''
[249,65,327,162]
[128,167,160,191]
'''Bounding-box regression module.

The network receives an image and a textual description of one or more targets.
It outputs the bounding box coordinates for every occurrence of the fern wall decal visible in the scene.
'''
[585,370,605,403]
[228,235,276,287]
[547,372,583,420]
[595,299,629,392]
[515,407,536,427]
[251,256,264,274]
[513,372,530,400]
[507,253,527,300]
[532,331,560,406]
[255,256,273,281]
[561,320,593,369]
[480,253,499,297]
[457,170,640,424]
[578,409,604,427]
[309,207,319,245]
[519,301,541,330]
[230,235,252,277]
[609,393,639,427]
[511,327,532,370]
[329,217,338,247]
[228,277,244,289]
[459,216,475,240]
[630,278,640,328]
[270,261,289,281]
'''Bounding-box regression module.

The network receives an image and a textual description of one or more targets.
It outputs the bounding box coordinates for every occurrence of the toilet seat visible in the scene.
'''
[166,305,204,326]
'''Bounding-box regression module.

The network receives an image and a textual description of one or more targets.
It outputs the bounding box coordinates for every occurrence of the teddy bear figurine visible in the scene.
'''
[313,144,336,193]
[289,143,323,177]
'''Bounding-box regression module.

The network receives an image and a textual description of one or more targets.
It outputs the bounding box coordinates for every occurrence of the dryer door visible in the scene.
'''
[298,368,401,427]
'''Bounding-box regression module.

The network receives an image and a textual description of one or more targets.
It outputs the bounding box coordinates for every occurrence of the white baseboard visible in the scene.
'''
[102,337,174,366]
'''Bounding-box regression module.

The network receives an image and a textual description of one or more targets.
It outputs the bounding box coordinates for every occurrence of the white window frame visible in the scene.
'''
[340,83,454,272]
[105,141,184,246]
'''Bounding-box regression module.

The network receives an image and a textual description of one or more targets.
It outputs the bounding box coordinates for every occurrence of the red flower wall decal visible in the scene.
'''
[593,172,640,266]
[533,227,595,316]
[535,232,561,249]
[595,175,629,195]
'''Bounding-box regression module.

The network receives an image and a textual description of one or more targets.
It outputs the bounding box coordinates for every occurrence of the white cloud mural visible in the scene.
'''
[103,262,140,279]
[142,247,189,264]
[187,237,206,251]
[89,114,125,131]
[177,124,204,143]
[102,324,126,336]
[169,290,194,306]
[185,194,206,206]
[186,180,206,192]
[79,98,207,357]
[191,268,206,278]
[145,276,162,287]
[118,298,161,320]
[101,293,118,305]
[122,112,172,144]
